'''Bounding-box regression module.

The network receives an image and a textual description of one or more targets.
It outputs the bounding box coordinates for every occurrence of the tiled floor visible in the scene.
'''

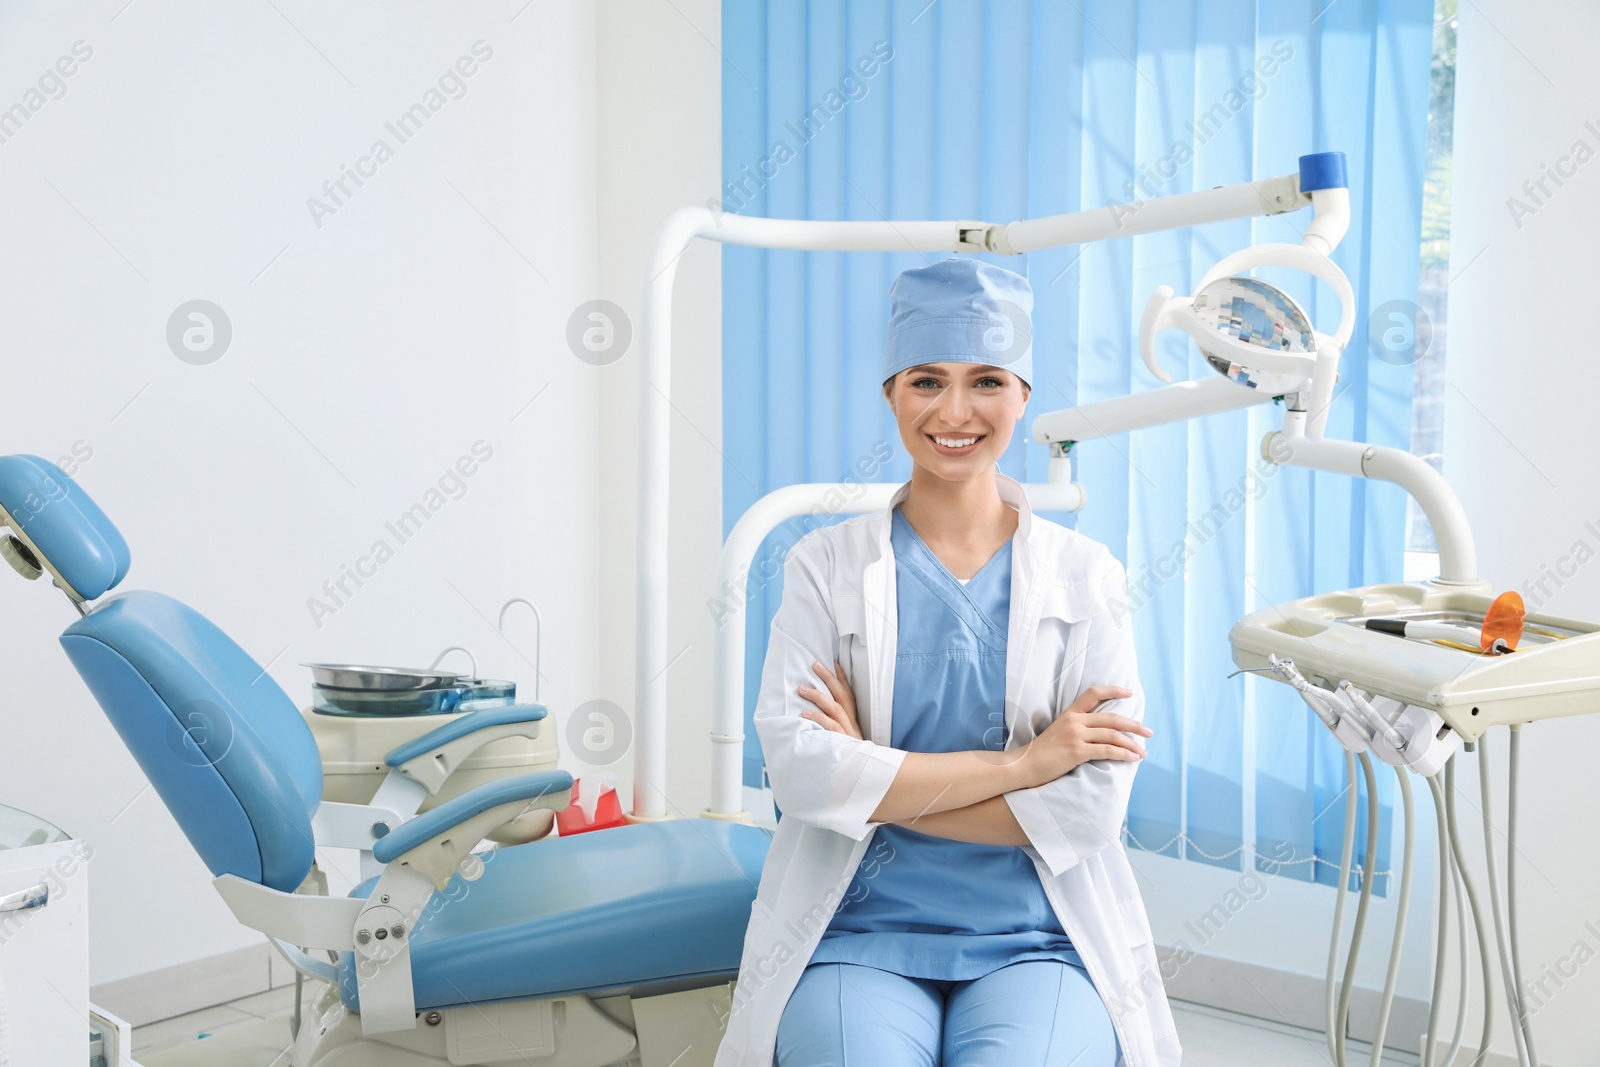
[1173,1001,1415,1066]
[132,988,1418,1065]
[133,985,298,1066]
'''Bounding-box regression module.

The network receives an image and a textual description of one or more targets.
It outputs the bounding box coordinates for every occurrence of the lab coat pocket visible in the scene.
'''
[828,592,873,738]
[1041,574,1110,626]
[829,592,867,668]
[831,591,867,635]
[1041,579,1105,703]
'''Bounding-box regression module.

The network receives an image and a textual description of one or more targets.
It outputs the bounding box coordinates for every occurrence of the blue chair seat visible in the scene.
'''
[337,818,770,1013]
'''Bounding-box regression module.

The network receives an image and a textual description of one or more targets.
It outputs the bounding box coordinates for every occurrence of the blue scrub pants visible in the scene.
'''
[774,959,1120,1066]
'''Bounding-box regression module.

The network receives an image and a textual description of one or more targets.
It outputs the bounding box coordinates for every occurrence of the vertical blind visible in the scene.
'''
[721,0,1434,891]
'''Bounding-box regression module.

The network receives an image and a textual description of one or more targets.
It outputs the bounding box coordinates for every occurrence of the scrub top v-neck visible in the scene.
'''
[807,504,1079,981]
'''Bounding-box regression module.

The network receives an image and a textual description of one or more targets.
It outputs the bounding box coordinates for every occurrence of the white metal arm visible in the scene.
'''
[1260,433,1478,584]
[988,175,1303,252]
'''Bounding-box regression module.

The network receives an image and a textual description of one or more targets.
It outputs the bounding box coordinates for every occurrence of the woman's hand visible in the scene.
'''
[1019,685,1151,787]
[797,660,864,740]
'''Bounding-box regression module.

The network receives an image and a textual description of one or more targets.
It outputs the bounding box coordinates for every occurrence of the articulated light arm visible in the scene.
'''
[1026,153,1353,451]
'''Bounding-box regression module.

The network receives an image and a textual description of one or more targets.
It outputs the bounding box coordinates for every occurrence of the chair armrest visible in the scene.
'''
[329,768,569,1037]
[373,770,573,886]
[383,703,549,793]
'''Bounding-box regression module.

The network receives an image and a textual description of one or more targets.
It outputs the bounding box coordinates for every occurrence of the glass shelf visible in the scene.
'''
[0,803,71,851]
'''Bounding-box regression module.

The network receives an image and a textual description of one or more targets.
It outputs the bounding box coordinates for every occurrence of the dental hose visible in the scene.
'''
[1446,804,1471,1067]
[1507,727,1539,1066]
[1326,750,1360,1065]
[1335,751,1380,1067]
[1426,771,1471,1067]
[1445,758,1496,1067]
[1365,765,1414,1066]
[1479,736,1532,1067]
[1425,772,1448,1067]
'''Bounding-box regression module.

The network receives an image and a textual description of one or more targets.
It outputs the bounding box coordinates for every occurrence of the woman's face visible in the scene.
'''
[882,362,1030,479]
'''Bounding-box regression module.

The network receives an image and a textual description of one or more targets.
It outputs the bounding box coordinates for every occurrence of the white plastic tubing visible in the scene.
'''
[636,176,1310,820]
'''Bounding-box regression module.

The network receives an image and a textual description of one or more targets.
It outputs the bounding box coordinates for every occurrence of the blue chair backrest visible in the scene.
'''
[0,456,324,893]
[61,593,325,891]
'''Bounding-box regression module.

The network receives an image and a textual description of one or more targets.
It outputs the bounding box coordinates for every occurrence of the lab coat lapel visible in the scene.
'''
[1002,472,1049,744]
[864,486,902,749]
[870,472,1042,749]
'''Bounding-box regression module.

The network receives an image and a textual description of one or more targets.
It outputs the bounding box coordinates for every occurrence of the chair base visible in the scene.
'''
[293,977,734,1067]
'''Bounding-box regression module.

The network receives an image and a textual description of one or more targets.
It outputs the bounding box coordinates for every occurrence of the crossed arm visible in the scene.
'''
[756,545,1151,872]
[797,659,1149,847]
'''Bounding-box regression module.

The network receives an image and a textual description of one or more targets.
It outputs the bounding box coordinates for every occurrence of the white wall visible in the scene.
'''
[1443,1,1600,1061]
[0,0,603,988]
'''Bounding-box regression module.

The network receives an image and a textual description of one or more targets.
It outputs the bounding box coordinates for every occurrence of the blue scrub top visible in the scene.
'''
[808,505,1079,981]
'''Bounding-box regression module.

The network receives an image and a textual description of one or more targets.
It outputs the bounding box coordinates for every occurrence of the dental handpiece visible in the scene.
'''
[1336,679,1409,753]
[1362,617,1512,655]
[1266,654,1346,732]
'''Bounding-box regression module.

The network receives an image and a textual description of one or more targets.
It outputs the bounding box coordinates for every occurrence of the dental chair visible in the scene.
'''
[0,454,769,1067]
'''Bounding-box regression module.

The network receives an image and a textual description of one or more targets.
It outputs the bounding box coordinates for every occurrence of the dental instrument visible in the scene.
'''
[1360,590,1528,658]
[1360,616,1513,655]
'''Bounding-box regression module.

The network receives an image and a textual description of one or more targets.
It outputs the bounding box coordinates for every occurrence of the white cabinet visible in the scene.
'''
[0,808,90,1065]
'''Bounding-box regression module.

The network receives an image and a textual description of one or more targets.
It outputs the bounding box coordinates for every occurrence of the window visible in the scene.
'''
[1405,0,1458,576]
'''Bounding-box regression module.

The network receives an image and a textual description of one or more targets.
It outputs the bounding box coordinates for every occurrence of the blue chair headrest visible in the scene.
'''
[0,455,130,602]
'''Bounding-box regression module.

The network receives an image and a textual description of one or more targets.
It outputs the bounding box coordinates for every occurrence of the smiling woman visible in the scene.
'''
[718,256,1174,1067]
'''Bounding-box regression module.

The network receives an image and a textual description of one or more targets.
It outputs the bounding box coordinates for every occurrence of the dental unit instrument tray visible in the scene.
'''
[303,662,517,717]
[1229,580,1600,740]
[299,664,557,843]
[303,662,463,691]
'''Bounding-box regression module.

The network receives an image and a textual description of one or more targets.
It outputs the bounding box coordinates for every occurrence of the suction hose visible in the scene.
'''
[1335,752,1381,1066]
[1326,750,1360,1064]
[1478,736,1531,1067]
[1426,771,1471,1067]
[1445,758,1496,1066]
[1366,766,1415,1066]
[1506,727,1539,1065]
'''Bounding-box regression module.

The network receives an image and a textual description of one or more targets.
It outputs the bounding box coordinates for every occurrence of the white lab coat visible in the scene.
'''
[714,471,1181,1067]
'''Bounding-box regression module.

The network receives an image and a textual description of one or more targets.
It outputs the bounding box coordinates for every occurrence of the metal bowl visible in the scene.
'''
[301,663,464,691]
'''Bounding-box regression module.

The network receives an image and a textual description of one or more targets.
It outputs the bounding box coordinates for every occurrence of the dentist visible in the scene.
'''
[714,258,1181,1067]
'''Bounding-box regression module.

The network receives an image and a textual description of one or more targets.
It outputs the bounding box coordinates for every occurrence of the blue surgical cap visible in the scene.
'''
[882,257,1033,388]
